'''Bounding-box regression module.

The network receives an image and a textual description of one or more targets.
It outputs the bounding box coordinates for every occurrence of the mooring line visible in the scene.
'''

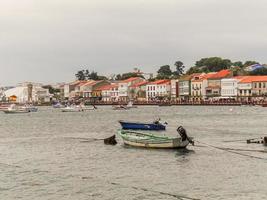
[109,181,200,200]
[196,141,267,161]
[81,176,200,200]
[0,162,21,168]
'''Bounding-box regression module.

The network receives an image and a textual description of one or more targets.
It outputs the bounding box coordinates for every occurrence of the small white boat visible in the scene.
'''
[112,105,129,110]
[118,126,194,149]
[3,104,31,114]
[61,106,83,112]
[126,101,138,109]
[82,105,97,111]
[22,104,38,112]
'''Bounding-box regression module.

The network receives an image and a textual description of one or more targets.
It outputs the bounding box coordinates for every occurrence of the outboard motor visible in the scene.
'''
[177,126,194,145]
[177,126,188,141]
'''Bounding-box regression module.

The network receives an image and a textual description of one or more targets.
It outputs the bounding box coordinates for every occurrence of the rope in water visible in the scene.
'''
[82,177,200,200]
[223,137,262,143]
[196,140,267,161]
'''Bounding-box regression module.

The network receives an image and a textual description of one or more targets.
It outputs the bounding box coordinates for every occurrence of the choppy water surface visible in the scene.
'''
[1,106,267,200]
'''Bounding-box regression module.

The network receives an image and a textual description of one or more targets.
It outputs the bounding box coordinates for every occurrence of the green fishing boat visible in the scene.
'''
[118,126,194,149]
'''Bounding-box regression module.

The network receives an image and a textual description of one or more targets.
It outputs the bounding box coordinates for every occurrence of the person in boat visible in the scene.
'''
[153,118,161,124]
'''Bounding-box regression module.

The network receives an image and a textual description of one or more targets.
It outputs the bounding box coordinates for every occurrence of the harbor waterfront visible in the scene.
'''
[1,106,267,199]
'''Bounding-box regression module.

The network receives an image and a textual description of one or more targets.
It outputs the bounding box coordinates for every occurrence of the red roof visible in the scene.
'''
[208,70,231,79]
[80,80,101,87]
[148,80,171,85]
[96,84,118,91]
[239,76,267,83]
[121,77,142,83]
[130,81,148,88]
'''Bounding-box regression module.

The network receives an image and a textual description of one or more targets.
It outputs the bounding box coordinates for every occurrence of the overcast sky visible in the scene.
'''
[1,0,267,85]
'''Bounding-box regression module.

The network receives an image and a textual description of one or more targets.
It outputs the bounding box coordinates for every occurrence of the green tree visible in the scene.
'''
[173,61,185,77]
[233,61,243,67]
[42,85,60,94]
[75,70,86,80]
[186,66,202,75]
[195,57,232,72]
[115,72,144,80]
[115,74,122,80]
[89,71,99,80]
[249,67,267,75]
[157,65,172,79]
[243,61,259,68]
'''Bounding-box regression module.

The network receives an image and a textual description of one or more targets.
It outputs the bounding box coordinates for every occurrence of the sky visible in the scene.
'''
[1,0,267,85]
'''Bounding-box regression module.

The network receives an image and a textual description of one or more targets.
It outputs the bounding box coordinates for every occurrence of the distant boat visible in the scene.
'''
[119,120,166,131]
[118,126,194,149]
[61,105,83,112]
[53,102,64,108]
[112,105,129,110]
[3,104,31,114]
[126,101,138,108]
[22,104,38,112]
[61,105,96,112]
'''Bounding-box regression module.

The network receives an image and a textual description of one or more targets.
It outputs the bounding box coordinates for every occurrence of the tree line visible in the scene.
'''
[75,57,267,81]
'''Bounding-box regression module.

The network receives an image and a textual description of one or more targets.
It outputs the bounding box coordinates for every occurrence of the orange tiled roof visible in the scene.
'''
[121,77,142,83]
[148,79,171,85]
[80,80,100,87]
[208,70,231,79]
[130,81,148,88]
[95,84,118,91]
[239,76,267,83]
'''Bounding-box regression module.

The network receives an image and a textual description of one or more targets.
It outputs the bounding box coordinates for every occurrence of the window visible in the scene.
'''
[263,83,266,88]
[259,83,262,88]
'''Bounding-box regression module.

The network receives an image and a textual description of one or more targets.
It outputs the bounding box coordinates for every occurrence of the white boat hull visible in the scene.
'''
[118,130,192,149]
[122,138,190,149]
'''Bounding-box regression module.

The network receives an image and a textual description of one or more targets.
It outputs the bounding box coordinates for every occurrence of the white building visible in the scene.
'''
[221,78,239,98]
[146,80,171,101]
[4,82,51,103]
[98,84,119,102]
[118,77,144,101]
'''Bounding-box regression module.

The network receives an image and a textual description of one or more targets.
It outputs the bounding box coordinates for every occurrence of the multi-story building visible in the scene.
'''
[118,77,145,101]
[251,76,267,98]
[179,73,202,101]
[129,81,148,101]
[97,84,119,102]
[237,77,253,101]
[205,70,232,98]
[80,80,110,99]
[190,73,207,101]
[221,76,247,99]
[4,82,51,103]
[146,80,171,101]
[64,80,83,99]
[170,79,179,101]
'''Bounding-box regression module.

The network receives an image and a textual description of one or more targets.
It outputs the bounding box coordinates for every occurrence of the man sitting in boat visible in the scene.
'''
[153,118,161,124]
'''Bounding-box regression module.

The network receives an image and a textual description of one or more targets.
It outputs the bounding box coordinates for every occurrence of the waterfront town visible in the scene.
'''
[2,63,267,105]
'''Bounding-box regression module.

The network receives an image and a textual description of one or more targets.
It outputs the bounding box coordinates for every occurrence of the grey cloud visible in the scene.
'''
[0,0,267,85]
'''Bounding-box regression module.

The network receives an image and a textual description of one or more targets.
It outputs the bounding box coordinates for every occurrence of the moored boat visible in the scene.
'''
[118,126,194,149]
[22,104,38,112]
[3,104,31,114]
[119,120,166,130]
[61,105,83,112]
[53,102,65,108]
[126,101,138,108]
[112,105,129,110]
